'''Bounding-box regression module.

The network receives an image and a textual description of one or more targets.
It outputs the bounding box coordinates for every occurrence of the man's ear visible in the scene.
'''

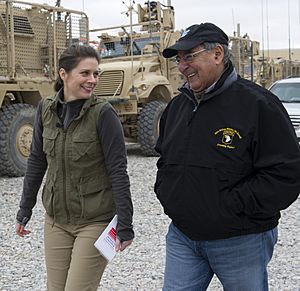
[214,44,224,64]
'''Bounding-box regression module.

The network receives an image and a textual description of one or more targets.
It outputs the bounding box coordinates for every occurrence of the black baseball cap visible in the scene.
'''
[163,23,229,58]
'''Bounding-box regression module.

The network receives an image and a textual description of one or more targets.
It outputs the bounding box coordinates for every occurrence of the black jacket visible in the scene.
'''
[155,63,300,240]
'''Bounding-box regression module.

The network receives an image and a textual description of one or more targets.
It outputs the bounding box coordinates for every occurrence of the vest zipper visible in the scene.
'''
[62,132,70,223]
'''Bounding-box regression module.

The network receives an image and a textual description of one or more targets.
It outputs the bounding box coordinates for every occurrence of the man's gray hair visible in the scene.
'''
[202,42,230,65]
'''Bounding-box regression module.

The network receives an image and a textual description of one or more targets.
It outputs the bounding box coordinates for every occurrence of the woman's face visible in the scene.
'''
[59,57,99,101]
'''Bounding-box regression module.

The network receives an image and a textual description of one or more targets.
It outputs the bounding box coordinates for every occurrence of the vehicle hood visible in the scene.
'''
[282,102,300,115]
[100,58,159,71]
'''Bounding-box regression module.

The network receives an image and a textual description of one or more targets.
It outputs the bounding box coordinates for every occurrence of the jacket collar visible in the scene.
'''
[179,60,238,102]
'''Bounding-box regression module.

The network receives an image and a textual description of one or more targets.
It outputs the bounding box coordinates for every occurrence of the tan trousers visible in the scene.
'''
[44,214,108,291]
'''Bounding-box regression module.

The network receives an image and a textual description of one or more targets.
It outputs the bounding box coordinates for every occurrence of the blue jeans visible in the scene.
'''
[163,223,278,291]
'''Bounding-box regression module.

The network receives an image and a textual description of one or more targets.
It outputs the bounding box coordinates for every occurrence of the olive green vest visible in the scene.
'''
[41,94,115,224]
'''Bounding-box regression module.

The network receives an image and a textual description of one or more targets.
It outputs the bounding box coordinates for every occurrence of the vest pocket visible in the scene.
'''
[72,140,99,161]
[72,132,99,161]
[42,179,54,217]
[43,128,58,157]
[78,177,113,219]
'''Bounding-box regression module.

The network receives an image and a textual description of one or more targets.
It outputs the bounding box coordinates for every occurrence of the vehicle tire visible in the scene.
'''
[137,100,167,156]
[0,104,36,177]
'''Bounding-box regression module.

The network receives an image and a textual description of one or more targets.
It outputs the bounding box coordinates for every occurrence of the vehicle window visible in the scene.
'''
[270,83,300,102]
[100,36,160,58]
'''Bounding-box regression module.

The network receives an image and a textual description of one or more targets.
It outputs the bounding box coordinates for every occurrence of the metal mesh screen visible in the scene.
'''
[0,0,89,80]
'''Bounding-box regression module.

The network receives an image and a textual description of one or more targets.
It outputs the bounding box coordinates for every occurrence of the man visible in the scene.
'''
[154,23,300,290]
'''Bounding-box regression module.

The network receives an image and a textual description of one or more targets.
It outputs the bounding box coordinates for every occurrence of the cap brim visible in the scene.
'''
[162,40,200,58]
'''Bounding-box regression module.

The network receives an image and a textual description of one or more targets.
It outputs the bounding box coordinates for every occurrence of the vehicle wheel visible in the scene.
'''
[0,104,36,177]
[137,100,167,156]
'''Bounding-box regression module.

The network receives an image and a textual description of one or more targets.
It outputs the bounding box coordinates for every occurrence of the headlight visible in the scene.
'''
[140,84,148,91]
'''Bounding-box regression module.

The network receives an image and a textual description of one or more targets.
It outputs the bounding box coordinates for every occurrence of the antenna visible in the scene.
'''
[266,0,269,58]
[299,0,300,30]
[299,0,300,50]
[261,0,265,61]
[288,0,292,61]
[55,0,61,20]
[232,8,236,36]
[148,1,152,37]
[122,0,136,92]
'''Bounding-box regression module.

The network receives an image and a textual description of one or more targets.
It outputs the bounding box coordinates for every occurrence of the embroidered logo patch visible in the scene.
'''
[214,127,242,149]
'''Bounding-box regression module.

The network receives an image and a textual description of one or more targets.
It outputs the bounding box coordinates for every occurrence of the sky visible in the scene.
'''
[22,0,300,50]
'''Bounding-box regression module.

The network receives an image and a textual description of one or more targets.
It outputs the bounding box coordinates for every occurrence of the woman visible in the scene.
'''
[16,44,134,290]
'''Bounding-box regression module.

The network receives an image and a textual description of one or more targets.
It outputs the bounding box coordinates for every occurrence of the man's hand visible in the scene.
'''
[16,223,31,237]
[115,237,133,252]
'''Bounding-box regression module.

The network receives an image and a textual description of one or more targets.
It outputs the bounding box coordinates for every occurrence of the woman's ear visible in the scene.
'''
[59,68,66,81]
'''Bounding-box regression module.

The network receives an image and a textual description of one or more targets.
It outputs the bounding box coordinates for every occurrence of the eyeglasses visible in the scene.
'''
[174,48,207,65]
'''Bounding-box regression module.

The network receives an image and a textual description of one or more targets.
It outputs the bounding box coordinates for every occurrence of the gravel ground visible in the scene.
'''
[0,144,299,291]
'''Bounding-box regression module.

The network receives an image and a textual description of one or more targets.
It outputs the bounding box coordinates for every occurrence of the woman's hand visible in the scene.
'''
[16,223,31,237]
[115,238,133,252]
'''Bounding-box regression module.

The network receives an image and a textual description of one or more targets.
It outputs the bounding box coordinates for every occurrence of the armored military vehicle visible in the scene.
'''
[90,1,182,156]
[90,2,261,156]
[0,0,89,176]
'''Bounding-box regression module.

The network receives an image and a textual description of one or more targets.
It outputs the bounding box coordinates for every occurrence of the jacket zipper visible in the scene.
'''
[62,131,70,223]
[181,91,201,124]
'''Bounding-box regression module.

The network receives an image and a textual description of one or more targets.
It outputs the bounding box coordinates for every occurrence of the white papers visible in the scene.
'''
[94,215,118,262]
